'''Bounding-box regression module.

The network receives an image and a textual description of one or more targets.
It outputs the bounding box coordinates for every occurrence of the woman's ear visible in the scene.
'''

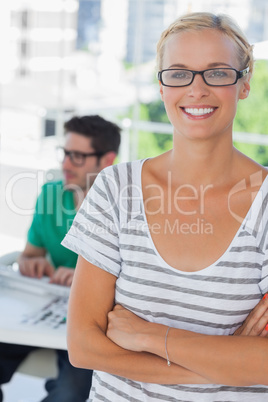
[159,80,164,101]
[239,74,251,100]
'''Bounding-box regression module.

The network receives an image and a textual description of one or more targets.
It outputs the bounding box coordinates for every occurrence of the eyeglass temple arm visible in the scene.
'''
[239,66,249,77]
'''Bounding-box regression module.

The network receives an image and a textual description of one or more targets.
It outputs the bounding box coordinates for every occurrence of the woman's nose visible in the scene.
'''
[187,74,210,99]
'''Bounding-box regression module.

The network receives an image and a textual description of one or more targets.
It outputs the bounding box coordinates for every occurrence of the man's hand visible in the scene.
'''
[233,294,268,337]
[19,256,55,279]
[50,267,74,287]
[18,243,73,287]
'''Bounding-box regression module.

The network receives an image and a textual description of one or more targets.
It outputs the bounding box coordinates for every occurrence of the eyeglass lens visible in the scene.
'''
[57,148,86,166]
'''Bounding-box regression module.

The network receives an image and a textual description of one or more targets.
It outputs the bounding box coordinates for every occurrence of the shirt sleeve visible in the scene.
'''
[62,167,121,277]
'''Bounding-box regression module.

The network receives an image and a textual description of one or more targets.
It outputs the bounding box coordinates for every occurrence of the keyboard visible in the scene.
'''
[0,264,70,297]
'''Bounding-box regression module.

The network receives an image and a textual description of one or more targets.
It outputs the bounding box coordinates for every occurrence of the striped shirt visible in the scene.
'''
[62,159,268,401]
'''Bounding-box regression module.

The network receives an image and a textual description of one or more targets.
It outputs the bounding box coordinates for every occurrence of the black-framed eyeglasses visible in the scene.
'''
[158,67,249,87]
[57,147,105,167]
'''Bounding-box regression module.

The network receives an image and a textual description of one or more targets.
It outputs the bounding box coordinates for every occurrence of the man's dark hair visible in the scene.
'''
[64,115,121,154]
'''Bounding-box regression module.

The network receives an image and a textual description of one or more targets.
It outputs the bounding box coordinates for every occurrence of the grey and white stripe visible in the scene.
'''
[62,159,268,401]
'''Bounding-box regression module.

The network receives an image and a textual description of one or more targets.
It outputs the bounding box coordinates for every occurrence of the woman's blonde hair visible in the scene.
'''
[156,12,254,73]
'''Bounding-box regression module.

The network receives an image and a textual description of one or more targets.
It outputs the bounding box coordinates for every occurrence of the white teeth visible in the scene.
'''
[184,107,215,116]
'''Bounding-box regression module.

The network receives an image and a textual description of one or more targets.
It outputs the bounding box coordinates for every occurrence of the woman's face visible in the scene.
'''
[159,28,250,142]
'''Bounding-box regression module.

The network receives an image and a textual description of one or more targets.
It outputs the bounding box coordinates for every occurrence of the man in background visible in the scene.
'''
[0,115,121,402]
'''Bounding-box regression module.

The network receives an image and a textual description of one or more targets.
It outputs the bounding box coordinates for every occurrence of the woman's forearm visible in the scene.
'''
[68,260,210,385]
[141,323,268,386]
[68,325,210,384]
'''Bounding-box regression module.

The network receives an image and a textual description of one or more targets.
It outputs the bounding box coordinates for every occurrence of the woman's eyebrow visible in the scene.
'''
[168,63,187,68]
[167,62,233,69]
[207,62,233,68]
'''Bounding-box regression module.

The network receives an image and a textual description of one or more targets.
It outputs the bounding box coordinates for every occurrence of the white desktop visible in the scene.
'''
[0,265,68,350]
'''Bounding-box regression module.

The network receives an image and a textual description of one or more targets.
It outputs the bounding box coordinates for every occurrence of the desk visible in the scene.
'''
[0,270,68,350]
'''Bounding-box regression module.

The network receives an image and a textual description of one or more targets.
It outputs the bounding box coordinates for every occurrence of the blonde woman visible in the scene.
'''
[63,12,268,401]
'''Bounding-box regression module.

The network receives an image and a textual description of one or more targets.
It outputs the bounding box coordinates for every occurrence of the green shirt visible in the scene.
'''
[27,180,77,268]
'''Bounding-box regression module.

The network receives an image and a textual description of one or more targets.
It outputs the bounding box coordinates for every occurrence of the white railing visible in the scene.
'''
[120,119,268,161]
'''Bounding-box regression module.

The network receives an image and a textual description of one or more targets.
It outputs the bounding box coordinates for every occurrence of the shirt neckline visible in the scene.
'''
[137,160,268,275]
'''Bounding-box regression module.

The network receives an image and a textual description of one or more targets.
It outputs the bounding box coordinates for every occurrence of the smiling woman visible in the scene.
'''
[159,28,250,140]
[62,12,268,402]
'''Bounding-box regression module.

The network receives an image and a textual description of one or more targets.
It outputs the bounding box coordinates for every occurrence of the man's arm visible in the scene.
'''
[18,242,55,279]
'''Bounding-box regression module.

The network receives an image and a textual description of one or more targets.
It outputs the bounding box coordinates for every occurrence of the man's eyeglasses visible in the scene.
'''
[57,147,105,167]
[158,67,249,87]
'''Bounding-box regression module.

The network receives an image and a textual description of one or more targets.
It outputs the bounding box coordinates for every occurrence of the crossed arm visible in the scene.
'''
[67,256,268,386]
[18,242,74,286]
[107,304,268,386]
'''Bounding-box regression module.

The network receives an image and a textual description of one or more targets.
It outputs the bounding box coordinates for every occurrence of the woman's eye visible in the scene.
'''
[173,74,184,79]
[171,71,189,79]
[208,70,228,78]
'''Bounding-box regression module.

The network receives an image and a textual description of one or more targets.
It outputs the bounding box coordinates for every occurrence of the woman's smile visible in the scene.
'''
[181,106,218,119]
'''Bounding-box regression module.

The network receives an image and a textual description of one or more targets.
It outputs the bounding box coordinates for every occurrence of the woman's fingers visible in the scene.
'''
[234,294,268,336]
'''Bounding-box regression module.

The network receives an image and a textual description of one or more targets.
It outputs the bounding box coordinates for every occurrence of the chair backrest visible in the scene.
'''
[17,348,58,378]
[0,251,21,266]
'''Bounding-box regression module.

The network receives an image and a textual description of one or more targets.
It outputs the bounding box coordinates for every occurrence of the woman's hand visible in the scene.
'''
[234,294,268,337]
[107,305,151,352]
